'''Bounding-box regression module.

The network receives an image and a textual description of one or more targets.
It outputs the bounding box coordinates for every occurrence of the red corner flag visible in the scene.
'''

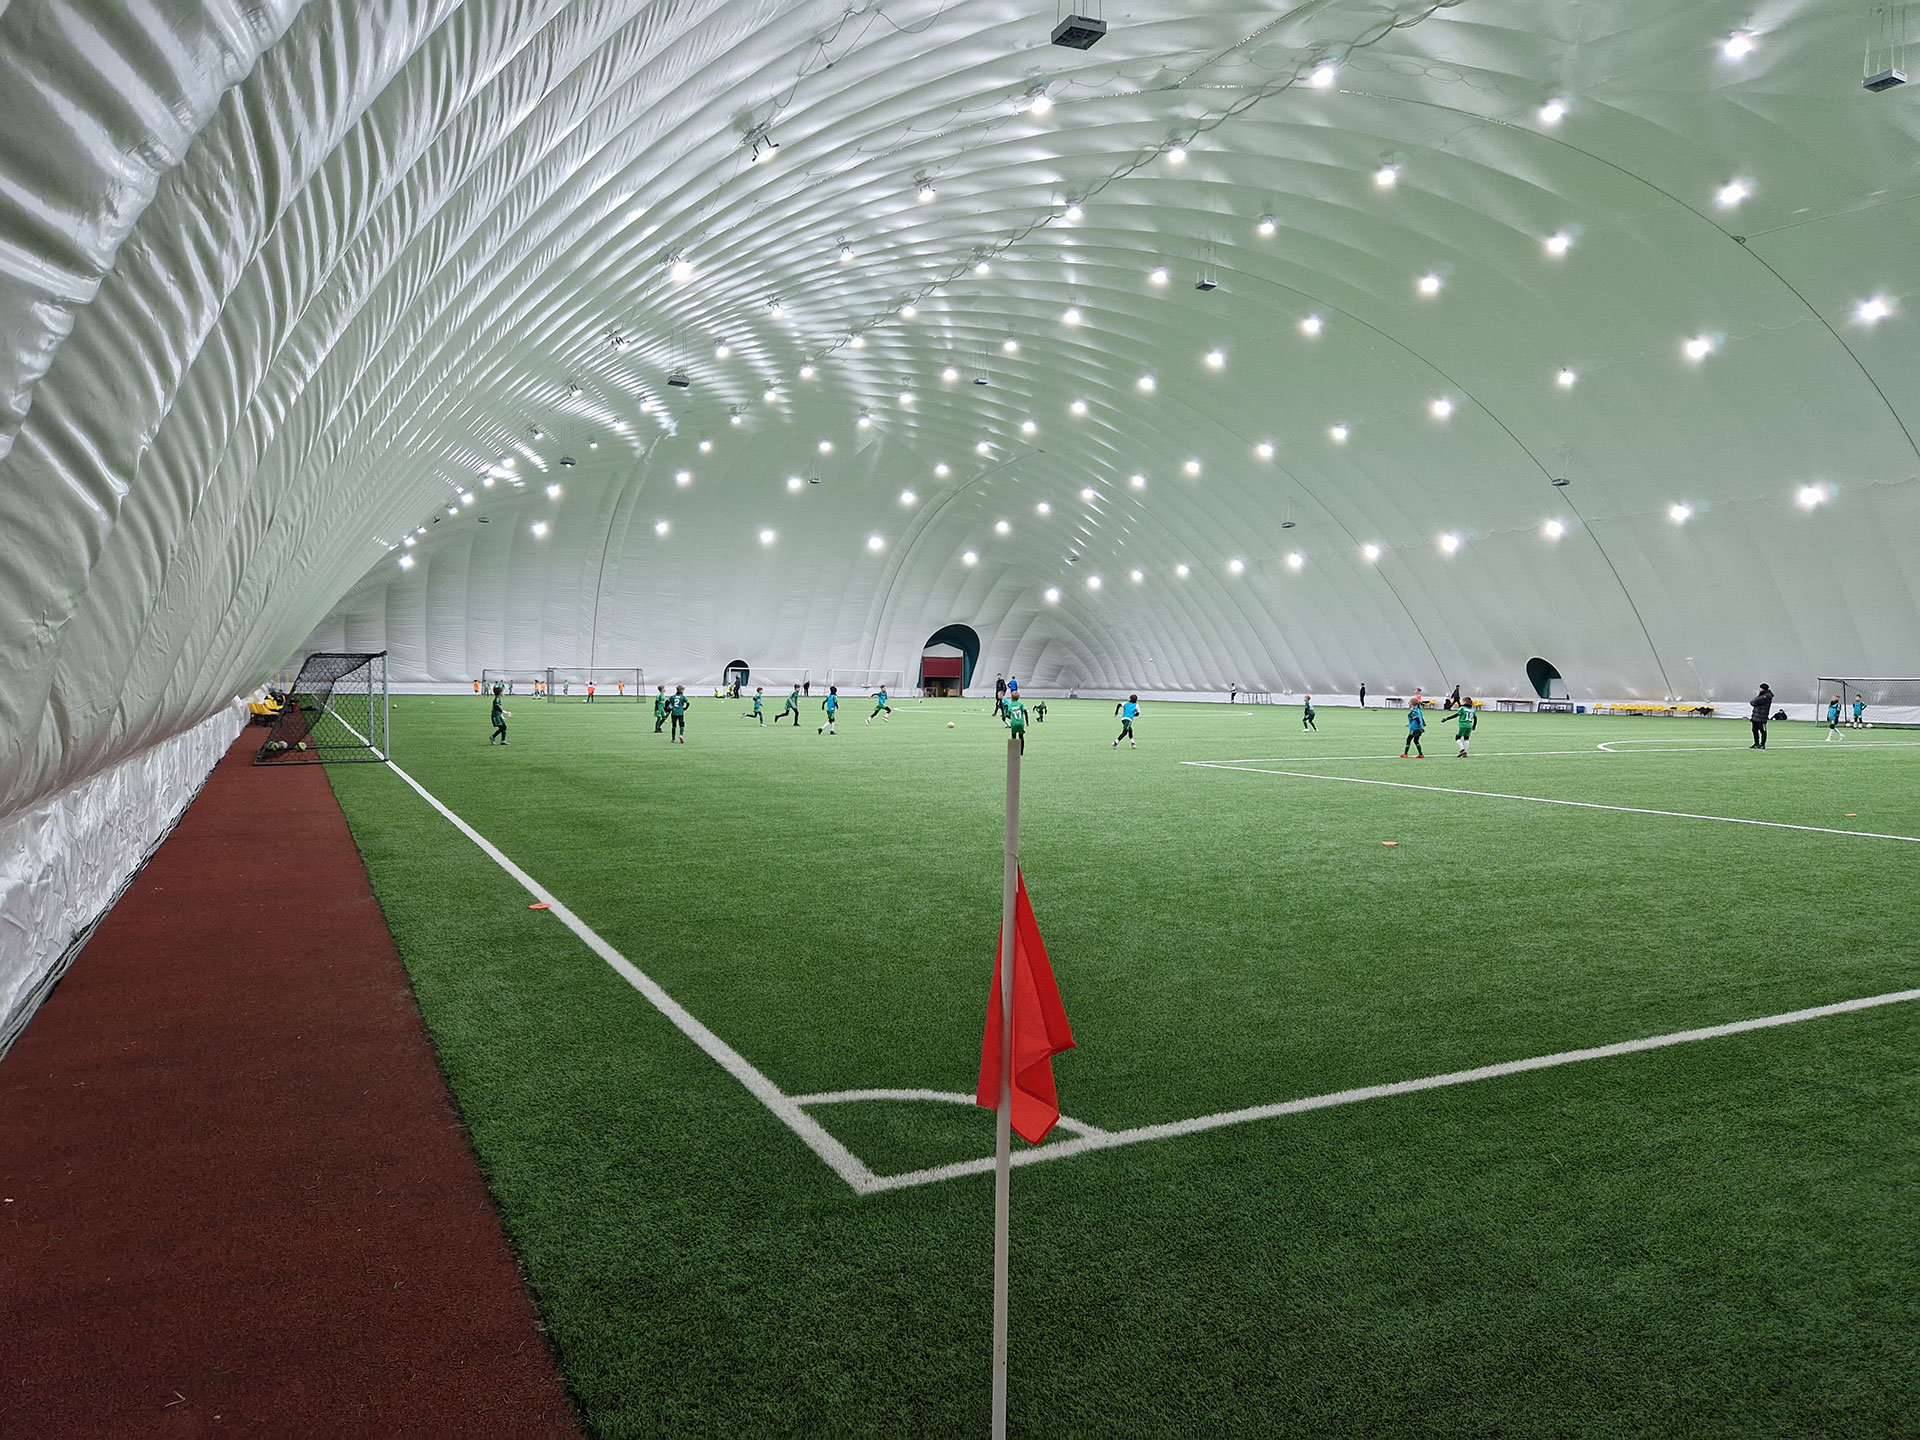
[976,870,1075,1144]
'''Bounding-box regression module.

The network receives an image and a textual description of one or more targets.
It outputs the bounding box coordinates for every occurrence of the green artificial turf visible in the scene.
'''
[326,696,1920,1437]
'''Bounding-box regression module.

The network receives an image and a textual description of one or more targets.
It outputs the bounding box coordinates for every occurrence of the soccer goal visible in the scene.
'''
[258,652,388,764]
[827,668,907,695]
[1814,677,1920,728]
[482,667,644,698]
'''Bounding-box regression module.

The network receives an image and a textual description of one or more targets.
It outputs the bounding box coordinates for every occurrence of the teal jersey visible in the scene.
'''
[1407,707,1426,733]
[1121,700,1139,721]
[752,695,763,713]
[824,694,838,715]
[874,689,888,706]
[1829,701,1841,723]
[1854,700,1865,718]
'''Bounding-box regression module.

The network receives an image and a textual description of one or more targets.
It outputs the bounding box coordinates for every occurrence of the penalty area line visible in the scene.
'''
[1180,762,1920,843]
[861,988,1920,1193]
[376,759,883,1194]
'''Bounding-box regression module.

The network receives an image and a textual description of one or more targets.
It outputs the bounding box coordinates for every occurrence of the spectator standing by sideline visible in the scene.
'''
[1749,683,1774,749]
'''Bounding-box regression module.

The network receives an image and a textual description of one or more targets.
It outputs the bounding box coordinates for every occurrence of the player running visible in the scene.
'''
[666,685,689,743]
[489,684,509,745]
[1443,698,1477,757]
[1400,700,1427,758]
[1827,693,1843,741]
[1114,694,1139,749]
[775,685,802,726]
[818,686,840,734]
[1301,695,1317,731]
[866,686,892,724]
[750,687,765,726]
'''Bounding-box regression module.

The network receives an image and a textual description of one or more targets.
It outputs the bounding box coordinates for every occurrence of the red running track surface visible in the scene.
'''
[0,738,577,1438]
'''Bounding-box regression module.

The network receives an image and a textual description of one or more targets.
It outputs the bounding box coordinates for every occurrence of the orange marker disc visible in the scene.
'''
[528,902,551,910]
[1381,841,1399,847]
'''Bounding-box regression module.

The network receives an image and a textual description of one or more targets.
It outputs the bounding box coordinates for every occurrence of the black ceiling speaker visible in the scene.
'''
[1864,67,1907,90]
[1052,15,1106,48]
[667,370,691,388]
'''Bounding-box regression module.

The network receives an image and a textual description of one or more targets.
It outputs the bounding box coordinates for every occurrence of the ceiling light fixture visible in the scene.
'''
[1256,442,1274,459]
[963,550,978,565]
[935,462,951,477]
[1858,295,1895,324]
[1431,397,1454,418]
[943,366,960,381]
[1797,484,1826,508]
[1539,97,1568,124]
[788,476,803,491]
[654,520,669,535]
[760,528,776,544]
[1228,558,1245,574]
[900,490,916,505]
[1036,501,1051,515]
[996,519,1011,534]
[1717,179,1750,207]
[975,260,992,276]
[800,364,816,379]
[1309,61,1337,88]
[1683,335,1716,361]
[1044,587,1060,603]
[918,181,936,203]
[1138,374,1156,391]
[1130,473,1146,489]
[1070,399,1088,415]
[1087,575,1102,589]
[1257,216,1276,236]
[1440,532,1461,554]
[1543,519,1565,539]
[1175,563,1190,577]
[1149,266,1169,286]
[1287,552,1304,570]
[1003,337,1019,353]
[1301,314,1323,336]
[1375,164,1398,187]
[1330,424,1349,442]
[868,534,885,550]
[1363,543,1382,561]
[1723,30,1755,59]
[1669,503,1692,523]
[546,483,562,498]
[1205,349,1225,368]
[1064,203,1083,221]
[1184,458,1202,476]
[1167,144,1187,163]
[1021,419,1037,435]
[1418,272,1443,295]
[531,521,549,537]
[900,304,917,319]
[676,470,692,485]
[1557,367,1578,387]
[1545,231,1573,255]
[1063,306,1082,325]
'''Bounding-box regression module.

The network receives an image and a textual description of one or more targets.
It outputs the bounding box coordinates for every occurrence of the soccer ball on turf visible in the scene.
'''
[947,721,956,729]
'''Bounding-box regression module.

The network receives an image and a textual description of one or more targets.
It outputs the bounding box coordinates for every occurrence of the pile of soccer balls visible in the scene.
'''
[261,739,310,754]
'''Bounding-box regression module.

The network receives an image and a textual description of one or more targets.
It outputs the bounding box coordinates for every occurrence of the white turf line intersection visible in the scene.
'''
[377,758,1920,1197]
[1182,761,1920,843]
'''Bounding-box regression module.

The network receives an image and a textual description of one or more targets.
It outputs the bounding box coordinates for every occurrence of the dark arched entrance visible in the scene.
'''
[723,659,750,692]
[921,624,980,696]
[1526,657,1567,700]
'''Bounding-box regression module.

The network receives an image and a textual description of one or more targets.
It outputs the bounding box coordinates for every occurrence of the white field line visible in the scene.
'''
[1200,740,1920,765]
[859,988,1920,1193]
[1181,761,1920,843]
[792,1087,1109,1139]
[378,760,884,1194]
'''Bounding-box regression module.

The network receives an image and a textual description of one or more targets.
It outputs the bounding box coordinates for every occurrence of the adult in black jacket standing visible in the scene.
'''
[1749,683,1774,749]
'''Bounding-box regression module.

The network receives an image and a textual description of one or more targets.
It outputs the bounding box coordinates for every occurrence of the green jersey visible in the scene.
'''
[667,694,688,717]
[783,690,801,711]
[491,697,504,724]
[752,695,763,713]
[1006,698,1027,733]
[653,693,667,717]
[1448,708,1476,737]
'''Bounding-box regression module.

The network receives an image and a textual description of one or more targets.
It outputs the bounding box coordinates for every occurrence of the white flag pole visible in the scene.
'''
[991,733,1021,1440]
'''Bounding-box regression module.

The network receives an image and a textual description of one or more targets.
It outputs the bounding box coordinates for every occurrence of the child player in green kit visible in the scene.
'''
[489,685,509,745]
[1003,693,1029,753]
[653,685,668,735]
[1443,698,1477,757]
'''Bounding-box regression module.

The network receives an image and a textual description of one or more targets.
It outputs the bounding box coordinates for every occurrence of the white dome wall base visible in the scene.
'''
[0,700,245,1059]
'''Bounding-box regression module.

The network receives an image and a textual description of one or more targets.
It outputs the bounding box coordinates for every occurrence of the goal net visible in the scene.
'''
[258,652,388,764]
[1813,677,1920,727]
[481,668,644,698]
[827,668,907,695]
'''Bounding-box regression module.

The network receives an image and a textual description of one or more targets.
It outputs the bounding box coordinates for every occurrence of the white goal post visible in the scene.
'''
[482,667,645,699]
[826,668,908,695]
[1813,677,1920,727]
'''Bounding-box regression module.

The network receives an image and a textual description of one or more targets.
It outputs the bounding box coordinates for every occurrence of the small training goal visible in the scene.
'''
[257,652,388,764]
[1813,677,1920,728]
